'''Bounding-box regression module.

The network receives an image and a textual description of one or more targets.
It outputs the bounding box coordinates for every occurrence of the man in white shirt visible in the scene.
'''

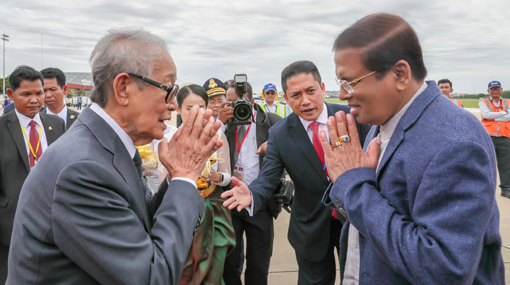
[41,67,80,129]
[479,80,510,198]
[222,81,282,285]
[0,65,66,283]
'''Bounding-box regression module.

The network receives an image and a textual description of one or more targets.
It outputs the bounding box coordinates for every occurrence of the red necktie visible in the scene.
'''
[310,122,339,220]
[29,120,42,168]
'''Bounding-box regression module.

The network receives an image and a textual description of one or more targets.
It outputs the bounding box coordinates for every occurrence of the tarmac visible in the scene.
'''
[1,105,508,284]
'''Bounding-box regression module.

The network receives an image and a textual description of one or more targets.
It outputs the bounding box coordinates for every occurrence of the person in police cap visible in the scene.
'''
[203,78,228,122]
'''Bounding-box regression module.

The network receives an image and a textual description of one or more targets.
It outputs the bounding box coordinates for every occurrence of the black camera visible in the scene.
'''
[274,178,294,213]
[228,74,253,125]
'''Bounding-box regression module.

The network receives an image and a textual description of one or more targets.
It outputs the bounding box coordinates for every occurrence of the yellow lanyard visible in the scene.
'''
[20,123,42,162]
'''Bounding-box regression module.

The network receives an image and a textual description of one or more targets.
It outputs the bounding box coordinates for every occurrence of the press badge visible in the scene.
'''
[233,166,244,181]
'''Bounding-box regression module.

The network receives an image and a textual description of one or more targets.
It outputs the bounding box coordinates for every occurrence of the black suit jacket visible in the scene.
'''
[0,111,65,246]
[248,103,371,262]
[226,103,283,218]
[66,108,80,129]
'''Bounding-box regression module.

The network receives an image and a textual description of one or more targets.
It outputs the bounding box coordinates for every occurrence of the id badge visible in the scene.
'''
[233,166,244,181]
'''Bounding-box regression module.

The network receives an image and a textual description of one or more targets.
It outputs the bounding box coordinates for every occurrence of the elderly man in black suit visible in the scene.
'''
[7,28,222,284]
[223,61,371,285]
[41,67,80,129]
[0,65,66,283]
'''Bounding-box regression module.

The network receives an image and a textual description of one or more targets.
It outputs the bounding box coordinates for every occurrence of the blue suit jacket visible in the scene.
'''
[249,103,371,262]
[324,81,504,284]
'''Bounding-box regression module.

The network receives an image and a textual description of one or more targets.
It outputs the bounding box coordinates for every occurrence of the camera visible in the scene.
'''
[274,178,294,213]
[228,74,253,125]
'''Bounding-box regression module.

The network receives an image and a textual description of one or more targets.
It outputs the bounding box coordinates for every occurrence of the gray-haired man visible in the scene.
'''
[7,28,223,284]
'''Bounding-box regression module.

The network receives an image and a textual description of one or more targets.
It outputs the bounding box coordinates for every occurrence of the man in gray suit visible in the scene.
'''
[7,28,223,284]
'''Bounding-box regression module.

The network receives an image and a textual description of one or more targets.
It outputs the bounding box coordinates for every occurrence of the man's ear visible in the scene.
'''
[7,89,13,100]
[63,85,68,96]
[283,93,289,104]
[393,60,412,91]
[112,73,131,106]
[250,98,255,107]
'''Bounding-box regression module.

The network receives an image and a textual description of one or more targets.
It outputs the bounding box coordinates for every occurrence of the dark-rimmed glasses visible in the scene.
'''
[128,73,179,103]
[335,70,378,94]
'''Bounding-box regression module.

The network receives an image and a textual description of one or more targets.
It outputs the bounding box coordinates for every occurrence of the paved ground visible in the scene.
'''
[1,105,507,284]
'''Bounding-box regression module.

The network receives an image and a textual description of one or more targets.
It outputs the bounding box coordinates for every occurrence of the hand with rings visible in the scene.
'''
[319,111,381,183]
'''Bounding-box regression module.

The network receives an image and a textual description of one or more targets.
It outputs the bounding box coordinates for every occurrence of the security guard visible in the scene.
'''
[479,80,510,198]
[259,83,289,117]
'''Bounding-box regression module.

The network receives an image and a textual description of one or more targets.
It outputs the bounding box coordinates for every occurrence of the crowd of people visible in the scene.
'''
[0,12,507,285]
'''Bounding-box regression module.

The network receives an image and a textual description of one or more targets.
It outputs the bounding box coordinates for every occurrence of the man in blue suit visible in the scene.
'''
[320,13,504,284]
[223,60,371,284]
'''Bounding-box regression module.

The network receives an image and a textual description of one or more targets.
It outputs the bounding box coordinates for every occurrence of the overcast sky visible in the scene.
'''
[1,0,509,94]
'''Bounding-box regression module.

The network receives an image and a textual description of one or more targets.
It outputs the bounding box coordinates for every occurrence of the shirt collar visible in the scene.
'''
[15,109,43,128]
[379,82,427,140]
[299,103,328,131]
[90,103,136,159]
[47,105,68,121]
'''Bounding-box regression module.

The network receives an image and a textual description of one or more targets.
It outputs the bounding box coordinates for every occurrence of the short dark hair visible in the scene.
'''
[333,13,427,81]
[9,65,44,92]
[227,82,253,100]
[437,79,452,88]
[224,79,234,89]
[41,67,66,88]
[281,60,322,93]
[176,84,209,109]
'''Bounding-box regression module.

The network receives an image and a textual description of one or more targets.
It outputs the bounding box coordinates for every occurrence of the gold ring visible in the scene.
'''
[332,141,342,148]
[339,135,350,142]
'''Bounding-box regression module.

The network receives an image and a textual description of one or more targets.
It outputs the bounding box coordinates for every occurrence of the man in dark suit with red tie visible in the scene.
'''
[0,66,65,283]
[223,61,371,284]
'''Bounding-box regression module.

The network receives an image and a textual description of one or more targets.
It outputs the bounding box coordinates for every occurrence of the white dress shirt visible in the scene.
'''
[262,100,277,113]
[46,105,68,125]
[15,110,49,162]
[247,104,329,215]
[90,103,196,188]
[343,82,427,284]
[235,108,259,186]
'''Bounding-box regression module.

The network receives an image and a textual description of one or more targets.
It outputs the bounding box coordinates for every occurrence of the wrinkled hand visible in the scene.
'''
[218,101,234,124]
[204,169,221,183]
[319,111,380,183]
[255,141,268,154]
[221,177,253,212]
[159,106,223,181]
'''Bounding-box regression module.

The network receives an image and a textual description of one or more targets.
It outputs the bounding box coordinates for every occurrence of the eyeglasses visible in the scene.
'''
[335,70,378,94]
[266,91,276,95]
[128,73,179,103]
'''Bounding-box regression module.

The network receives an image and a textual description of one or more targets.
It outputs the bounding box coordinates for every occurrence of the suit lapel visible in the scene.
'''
[79,108,151,232]
[376,81,440,179]
[66,109,78,129]
[6,111,30,171]
[288,113,328,183]
[40,114,59,144]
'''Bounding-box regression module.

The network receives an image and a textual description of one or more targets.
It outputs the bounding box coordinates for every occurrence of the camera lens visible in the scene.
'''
[233,102,252,122]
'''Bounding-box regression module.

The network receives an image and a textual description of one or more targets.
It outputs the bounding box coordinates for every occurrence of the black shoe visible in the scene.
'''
[501,190,510,199]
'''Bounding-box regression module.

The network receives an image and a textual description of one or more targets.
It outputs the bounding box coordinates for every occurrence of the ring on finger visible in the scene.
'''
[332,141,343,148]
[339,135,350,142]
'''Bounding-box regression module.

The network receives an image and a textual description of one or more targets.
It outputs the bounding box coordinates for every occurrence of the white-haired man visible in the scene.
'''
[7,28,222,284]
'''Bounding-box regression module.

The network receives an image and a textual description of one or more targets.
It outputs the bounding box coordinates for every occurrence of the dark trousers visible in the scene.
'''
[223,210,274,285]
[295,219,342,285]
[492,136,510,191]
[0,245,8,284]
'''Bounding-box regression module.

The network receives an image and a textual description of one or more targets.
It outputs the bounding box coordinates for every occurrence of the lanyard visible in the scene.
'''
[489,99,505,112]
[20,123,42,162]
[235,112,256,155]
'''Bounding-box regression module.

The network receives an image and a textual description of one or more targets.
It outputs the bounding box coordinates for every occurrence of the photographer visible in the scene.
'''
[221,78,282,285]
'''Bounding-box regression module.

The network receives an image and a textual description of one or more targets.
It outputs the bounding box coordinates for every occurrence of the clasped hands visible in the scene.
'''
[221,111,382,212]
[319,111,380,183]
[158,106,223,182]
